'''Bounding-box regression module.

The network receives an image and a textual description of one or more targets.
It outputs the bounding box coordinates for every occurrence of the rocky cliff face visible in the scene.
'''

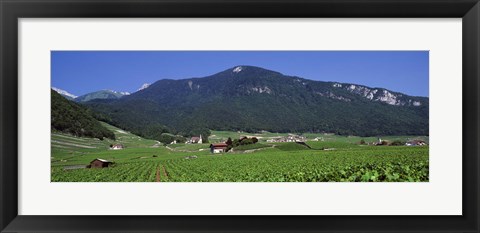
[330,83,423,106]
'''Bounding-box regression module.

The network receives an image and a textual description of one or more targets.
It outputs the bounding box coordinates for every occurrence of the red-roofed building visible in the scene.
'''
[210,143,228,153]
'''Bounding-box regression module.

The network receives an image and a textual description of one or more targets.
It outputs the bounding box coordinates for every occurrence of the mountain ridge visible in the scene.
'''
[83,66,428,139]
[52,87,78,100]
[135,66,427,107]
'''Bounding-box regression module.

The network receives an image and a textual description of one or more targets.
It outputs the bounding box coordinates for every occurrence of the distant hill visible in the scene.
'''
[51,89,115,140]
[52,87,77,100]
[75,90,130,102]
[84,66,429,137]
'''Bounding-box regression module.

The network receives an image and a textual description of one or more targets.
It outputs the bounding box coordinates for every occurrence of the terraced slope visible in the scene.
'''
[51,122,160,165]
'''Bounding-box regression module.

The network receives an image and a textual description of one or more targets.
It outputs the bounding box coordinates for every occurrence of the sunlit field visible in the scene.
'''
[51,123,428,182]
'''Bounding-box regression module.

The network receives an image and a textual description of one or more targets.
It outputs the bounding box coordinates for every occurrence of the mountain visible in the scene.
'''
[75,90,130,102]
[137,83,151,91]
[52,87,77,100]
[51,90,115,140]
[84,66,429,138]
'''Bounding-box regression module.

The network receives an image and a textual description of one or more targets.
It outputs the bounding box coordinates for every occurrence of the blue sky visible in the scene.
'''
[51,51,429,97]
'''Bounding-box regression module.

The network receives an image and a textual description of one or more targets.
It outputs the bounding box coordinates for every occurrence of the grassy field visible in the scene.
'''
[51,123,429,182]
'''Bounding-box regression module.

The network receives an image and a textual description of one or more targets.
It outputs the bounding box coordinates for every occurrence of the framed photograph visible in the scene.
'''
[1,0,479,232]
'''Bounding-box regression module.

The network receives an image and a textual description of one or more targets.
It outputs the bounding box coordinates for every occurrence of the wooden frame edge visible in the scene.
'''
[1,0,478,232]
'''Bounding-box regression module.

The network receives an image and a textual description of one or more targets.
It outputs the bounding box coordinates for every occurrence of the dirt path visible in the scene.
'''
[162,165,169,180]
[242,145,275,153]
[156,165,169,182]
[151,141,162,148]
[116,129,128,134]
[156,167,161,182]
[53,134,89,142]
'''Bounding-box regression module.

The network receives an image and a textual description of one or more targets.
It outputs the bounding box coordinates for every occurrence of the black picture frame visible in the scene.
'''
[1,0,479,232]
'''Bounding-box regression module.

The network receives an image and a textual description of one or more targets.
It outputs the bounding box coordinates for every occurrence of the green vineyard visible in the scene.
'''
[51,123,429,182]
[52,144,428,182]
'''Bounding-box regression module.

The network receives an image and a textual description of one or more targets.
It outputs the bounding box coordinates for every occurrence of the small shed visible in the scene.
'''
[111,144,124,150]
[210,143,228,153]
[89,158,113,168]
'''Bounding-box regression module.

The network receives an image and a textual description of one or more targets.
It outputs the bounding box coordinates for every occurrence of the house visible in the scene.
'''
[405,140,427,146]
[267,134,306,143]
[188,135,203,144]
[266,137,281,143]
[110,144,124,150]
[267,136,284,143]
[210,143,228,153]
[88,158,113,168]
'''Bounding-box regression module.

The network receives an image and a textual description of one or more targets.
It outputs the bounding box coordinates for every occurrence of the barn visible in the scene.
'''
[111,144,124,150]
[210,143,228,153]
[89,158,113,168]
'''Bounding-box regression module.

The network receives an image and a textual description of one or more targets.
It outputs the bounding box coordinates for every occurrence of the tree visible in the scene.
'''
[390,140,404,146]
[158,133,186,144]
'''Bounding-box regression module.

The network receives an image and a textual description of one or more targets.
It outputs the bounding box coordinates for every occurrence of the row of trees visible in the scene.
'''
[225,137,259,151]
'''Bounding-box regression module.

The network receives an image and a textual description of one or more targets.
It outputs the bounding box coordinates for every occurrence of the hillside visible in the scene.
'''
[51,89,115,140]
[51,122,157,158]
[84,66,429,137]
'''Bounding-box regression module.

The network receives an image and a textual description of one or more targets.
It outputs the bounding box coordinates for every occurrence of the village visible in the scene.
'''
[113,132,428,155]
[80,131,429,170]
